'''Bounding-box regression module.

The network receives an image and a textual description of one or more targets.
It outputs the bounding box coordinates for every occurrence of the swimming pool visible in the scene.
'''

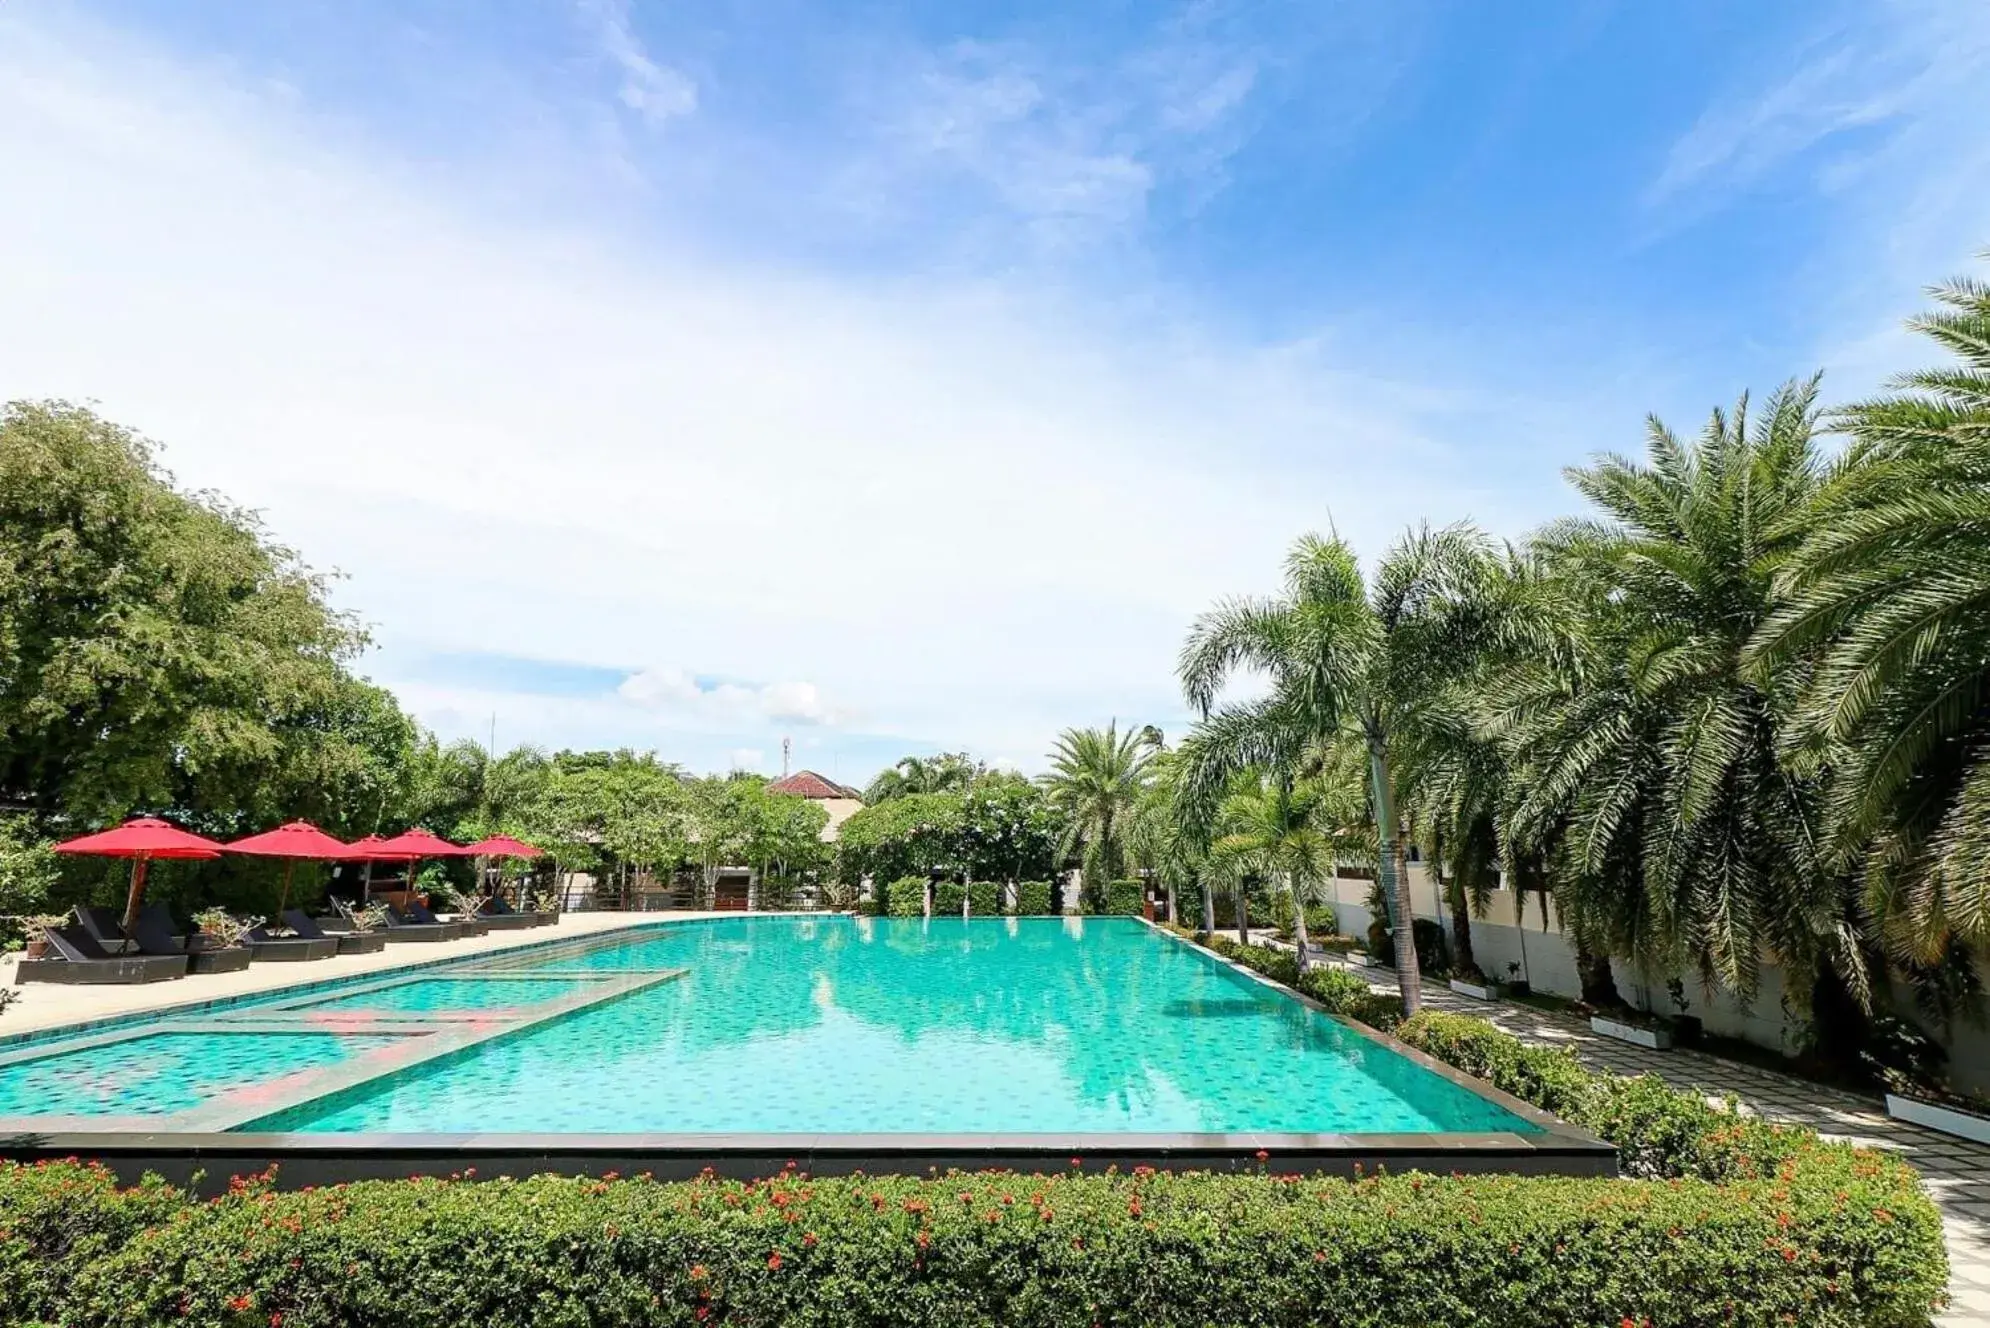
[0,916,1611,1180]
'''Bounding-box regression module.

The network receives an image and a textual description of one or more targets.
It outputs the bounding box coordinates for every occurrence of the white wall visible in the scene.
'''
[1324,865,1990,1094]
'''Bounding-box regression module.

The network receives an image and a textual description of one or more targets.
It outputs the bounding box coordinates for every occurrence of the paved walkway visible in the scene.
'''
[0,910,678,1037]
[1391,964,1988,1325]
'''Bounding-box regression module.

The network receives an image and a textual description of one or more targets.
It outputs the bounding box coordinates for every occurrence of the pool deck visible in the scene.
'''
[0,910,683,1038]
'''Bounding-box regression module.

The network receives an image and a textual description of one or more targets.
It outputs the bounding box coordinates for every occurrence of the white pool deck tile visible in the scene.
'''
[0,911,684,1037]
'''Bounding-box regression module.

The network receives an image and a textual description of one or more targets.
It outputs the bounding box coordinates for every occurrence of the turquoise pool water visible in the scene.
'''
[252,917,1536,1135]
[289,977,595,1014]
[0,1030,399,1117]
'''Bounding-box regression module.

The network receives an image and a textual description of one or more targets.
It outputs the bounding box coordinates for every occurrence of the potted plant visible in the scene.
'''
[192,907,259,950]
[1882,1075,1990,1145]
[1447,965,1505,1002]
[1589,1005,1676,1051]
[11,913,68,959]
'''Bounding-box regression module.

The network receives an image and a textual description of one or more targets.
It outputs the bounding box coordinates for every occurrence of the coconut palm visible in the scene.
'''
[1178,524,1500,1014]
[1493,378,1847,1005]
[1754,263,1990,972]
[1040,721,1155,904]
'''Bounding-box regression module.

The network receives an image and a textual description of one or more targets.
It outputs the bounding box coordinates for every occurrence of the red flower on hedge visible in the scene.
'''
[767,1251,782,1271]
[227,1294,253,1311]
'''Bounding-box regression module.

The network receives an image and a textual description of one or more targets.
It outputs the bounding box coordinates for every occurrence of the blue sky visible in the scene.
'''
[2,0,1987,782]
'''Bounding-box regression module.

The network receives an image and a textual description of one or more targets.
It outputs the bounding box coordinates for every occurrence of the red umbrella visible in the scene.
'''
[341,834,416,903]
[463,834,544,858]
[53,817,225,933]
[223,821,352,912]
[366,828,471,902]
[370,828,474,858]
[464,834,545,906]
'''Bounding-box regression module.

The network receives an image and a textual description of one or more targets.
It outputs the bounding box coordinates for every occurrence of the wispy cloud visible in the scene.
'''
[1647,0,1990,209]
[576,0,695,126]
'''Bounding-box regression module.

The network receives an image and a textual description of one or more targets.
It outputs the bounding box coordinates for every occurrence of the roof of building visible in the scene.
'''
[767,770,863,801]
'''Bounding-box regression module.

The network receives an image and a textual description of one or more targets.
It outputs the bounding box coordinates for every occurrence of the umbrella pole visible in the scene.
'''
[278,861,295,914]
[120,856,150,935]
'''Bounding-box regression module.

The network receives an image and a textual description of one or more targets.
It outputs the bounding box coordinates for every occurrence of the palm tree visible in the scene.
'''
[1494,379,1844,1005]
[1178,525,1500,1015]
[1754,262,1990,975]
[1211,776,1345,972]
[1040,721,1155,906]
[863,752,979,804]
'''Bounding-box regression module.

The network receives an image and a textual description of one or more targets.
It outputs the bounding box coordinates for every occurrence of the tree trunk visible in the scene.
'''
[1366,733,1422,1015]
[1165,881,1178,925]
[1446,874,1476,977]
[1575,941,1624,1009]
[1235,880,1249,946]
[1289,871,1311,974]
[1200,879,1215,937]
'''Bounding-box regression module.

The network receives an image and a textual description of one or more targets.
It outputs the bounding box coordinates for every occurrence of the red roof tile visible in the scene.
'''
[767,770,861,800]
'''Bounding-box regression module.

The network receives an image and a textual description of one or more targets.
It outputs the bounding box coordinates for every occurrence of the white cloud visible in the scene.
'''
[729,747,766,772]
[617,670,847,726]
[0,6,1547,774]
[576,0,696,126]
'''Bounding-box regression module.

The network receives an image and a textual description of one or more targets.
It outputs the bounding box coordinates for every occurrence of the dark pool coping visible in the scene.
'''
[0,916,1616,1186]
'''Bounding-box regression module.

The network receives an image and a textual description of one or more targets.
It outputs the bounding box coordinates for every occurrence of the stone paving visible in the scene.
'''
[1404,969,1990,1326]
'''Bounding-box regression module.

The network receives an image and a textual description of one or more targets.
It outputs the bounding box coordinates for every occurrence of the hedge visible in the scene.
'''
[967,881,999,916]
[884,876,926,917]
[1012,880,1054,915]
[0,1140,1944,1328]
[1099,879,1145,916]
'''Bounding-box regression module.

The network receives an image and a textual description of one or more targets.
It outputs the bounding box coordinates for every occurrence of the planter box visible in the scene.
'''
[1448,977,1505,1002]
[1886,1093,1990,1145]
[1590,1014,1674,1051]
[1343,950,1379,968]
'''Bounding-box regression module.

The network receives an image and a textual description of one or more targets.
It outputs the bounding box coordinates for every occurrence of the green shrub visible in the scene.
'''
[853,897,881,916]
[1298,966,1407,1029]
[933,880,965,914]
[0,1153,1944,1328]
[884,876,927,917]
[1098,879,1145,916]
[966,881,1000,915]
[1013,880,1053,915]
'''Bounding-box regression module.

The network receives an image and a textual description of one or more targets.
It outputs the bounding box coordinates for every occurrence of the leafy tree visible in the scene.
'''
[0,401,415,835]
[1040,721,1155,905]
[1755,262,1990,976]
[835,793,966,886]
[958,775,1062,887]
[1178,526,1498,1015]
[862,752,980,804]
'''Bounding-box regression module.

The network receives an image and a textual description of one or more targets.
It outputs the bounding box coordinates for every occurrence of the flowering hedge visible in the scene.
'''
[0,1144,1945,1328]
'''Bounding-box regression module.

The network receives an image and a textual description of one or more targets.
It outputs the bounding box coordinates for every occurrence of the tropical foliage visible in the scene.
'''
[1039,720,1155,905]
[1163,257,1990,1068]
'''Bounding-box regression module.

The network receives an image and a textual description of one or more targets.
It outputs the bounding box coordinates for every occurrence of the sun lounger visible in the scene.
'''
[480,896,556,927]
[14,922,188,984]
[469,896,538,930]
[77,904,252,975]
[242,921,338,962]
[404,897,488,938]
[379,903,460,942]
[283,908,387,955]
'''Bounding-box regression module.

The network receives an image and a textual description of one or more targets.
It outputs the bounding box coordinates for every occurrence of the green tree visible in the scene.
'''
[959,774,1062,892]
[1211,776,1340,972]
[834,793,966,887]
[0,401,415,835]
[1494,381,1839,1005]
[862,752,980,804]
[1039,721,1155,907]
[1178,526,1498,1014]
[1755,263,1990,976]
